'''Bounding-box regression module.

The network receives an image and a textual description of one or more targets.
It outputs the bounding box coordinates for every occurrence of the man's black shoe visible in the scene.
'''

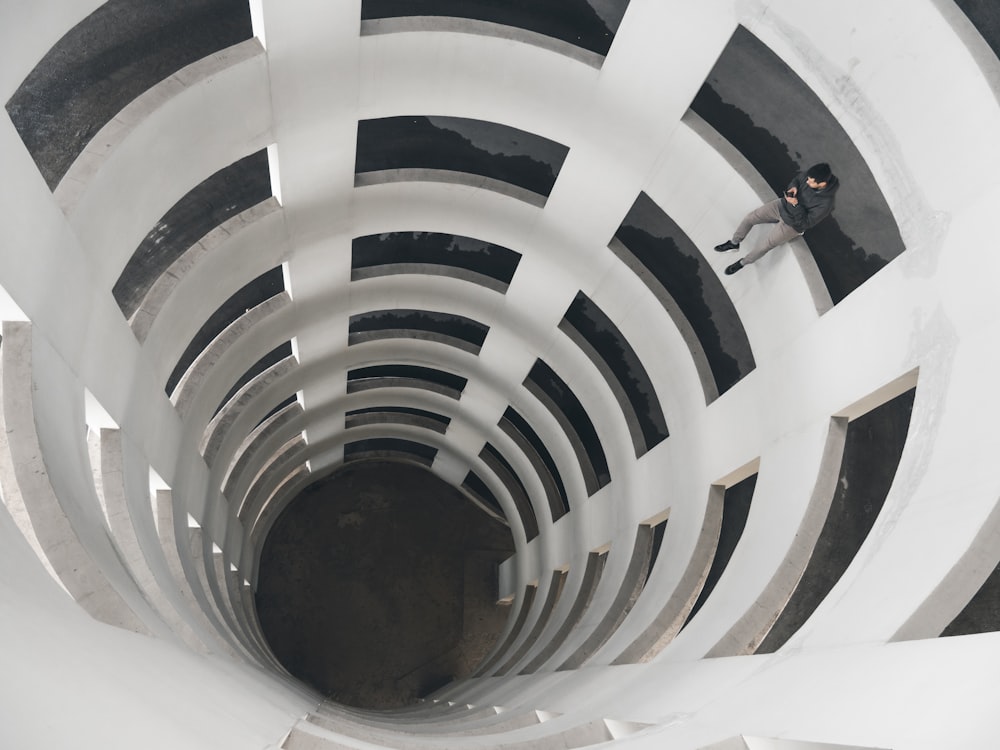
[714,240,740,252]
[724,260,743,275]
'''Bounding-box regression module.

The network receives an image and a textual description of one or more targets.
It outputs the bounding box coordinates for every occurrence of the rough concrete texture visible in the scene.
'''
[4,0,253,190]
[613,192,755,399]
[756,388,915,653]
[255,461,514,708]
[562,291,670,455]
[525,359,610,493]
[167,267,285,396]
[355,116,569,198]
[360,0,629,56]
[351,231,521,289]
[116,150,272,322]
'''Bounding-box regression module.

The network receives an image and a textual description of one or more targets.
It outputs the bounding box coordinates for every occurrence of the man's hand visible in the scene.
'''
[784,186,798,206]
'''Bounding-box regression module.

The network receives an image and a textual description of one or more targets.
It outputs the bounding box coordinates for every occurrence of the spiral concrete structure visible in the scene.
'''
[2,1,1000,748]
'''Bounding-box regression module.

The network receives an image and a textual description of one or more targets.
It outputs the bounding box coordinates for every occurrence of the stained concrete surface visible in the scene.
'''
[5,0,253,190]
[115,150,273,322]
[526,358,611,492]
[360,0,630,57]
[562,291,670,456]
[343,439,438,466]
[213,341,293,416]
[345,406,452,434]
[348,309,490,353]
[355,116,569,198]
[613,192,754,399]
[479,443,537,539]
[500,406,570,520]
[165,266,284,395]
[255,461,514,708]
[351,232,522,288]
[347,364,468,398]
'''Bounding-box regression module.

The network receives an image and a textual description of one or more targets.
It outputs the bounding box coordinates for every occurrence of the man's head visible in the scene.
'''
[805,162,833,189]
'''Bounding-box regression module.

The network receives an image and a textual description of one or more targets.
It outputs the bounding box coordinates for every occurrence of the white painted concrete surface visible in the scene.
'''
[0,0,999,747]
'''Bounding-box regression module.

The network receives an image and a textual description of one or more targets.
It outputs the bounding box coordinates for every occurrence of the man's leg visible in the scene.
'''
[732,199,783,244]
[741,220,801,264]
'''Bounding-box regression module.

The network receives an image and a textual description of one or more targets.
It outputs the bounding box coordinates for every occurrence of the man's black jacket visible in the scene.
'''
[778,173,840,233]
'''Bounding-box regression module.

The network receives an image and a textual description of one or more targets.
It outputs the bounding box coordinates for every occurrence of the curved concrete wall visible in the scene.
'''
[1,1,1000,748]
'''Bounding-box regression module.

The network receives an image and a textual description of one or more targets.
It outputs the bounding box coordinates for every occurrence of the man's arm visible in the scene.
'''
[782,175,806,220]
[798,198,835,230]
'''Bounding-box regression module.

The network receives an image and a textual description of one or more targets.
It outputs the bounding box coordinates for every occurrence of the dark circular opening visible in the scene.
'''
[255,460,515,708]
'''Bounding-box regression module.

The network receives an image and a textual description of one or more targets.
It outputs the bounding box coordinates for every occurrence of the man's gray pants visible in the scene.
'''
[731,199,802,264]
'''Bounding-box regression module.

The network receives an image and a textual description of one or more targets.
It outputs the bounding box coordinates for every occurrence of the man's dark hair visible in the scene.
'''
[806,162,833,183]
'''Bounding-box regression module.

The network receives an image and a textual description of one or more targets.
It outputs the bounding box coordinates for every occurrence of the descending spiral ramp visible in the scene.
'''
[2,0,1000,748]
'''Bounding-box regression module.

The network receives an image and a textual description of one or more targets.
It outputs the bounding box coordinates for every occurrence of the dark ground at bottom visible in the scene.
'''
[255,460,515,708]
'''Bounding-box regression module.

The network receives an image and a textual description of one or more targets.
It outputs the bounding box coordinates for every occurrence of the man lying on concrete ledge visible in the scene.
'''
[714,162,840,276]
